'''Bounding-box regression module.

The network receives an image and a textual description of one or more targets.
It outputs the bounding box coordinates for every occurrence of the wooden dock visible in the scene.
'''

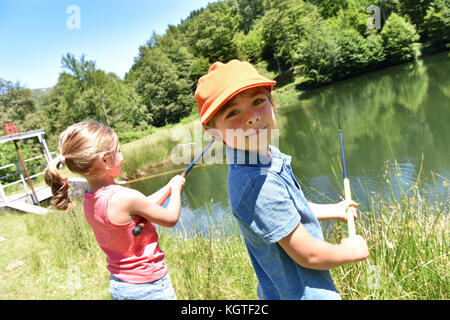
[5,200,50,215]
[0,186,52,214]
[1,128,54,215]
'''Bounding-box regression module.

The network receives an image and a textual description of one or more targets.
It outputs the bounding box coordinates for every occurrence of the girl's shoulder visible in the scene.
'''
[108,185,144,202]
[106,185,148,218]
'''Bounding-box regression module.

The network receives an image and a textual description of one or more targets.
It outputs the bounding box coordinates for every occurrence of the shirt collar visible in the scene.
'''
[225,145,290,173]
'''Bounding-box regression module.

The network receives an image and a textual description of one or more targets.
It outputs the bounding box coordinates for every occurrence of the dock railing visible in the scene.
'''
[0,152,56,205]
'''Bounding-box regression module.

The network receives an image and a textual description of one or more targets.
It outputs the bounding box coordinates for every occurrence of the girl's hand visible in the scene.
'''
[336,200,358,223]
[169,175,185,192]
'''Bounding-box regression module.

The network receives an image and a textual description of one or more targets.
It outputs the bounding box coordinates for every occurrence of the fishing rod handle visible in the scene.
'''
[343,178,356,237]
[132,184,175,236]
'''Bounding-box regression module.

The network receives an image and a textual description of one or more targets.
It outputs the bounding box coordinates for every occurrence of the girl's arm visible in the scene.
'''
[278,222,369,270]
[147,185,170,203]
[308,200,358,222]
[108,175,185,227]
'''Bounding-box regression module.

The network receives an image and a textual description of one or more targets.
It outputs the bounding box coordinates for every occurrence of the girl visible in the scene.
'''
[44,121,185,300]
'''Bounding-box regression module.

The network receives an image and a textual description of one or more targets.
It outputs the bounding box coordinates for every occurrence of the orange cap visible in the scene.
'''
[195,60,276,125]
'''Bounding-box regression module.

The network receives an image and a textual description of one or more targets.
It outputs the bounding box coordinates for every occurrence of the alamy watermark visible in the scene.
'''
[367,265,381,290]
[170,121,280,168]
[367,5,381,30]
[66,5,81,30]
[66,265,82,291]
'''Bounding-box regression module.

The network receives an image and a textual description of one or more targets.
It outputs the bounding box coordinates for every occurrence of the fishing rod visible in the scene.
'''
[132,138,215,236]
[337,108,356,237]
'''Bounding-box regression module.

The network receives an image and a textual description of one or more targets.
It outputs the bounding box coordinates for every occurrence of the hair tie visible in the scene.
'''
[57,154,66,163]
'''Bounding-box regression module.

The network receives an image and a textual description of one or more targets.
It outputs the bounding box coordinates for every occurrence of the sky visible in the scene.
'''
[0,0,216,89]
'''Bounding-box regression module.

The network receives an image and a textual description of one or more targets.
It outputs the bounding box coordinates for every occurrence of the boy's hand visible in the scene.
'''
[169,175,185,192]
[336,200,358,222]
[340,235,369,262]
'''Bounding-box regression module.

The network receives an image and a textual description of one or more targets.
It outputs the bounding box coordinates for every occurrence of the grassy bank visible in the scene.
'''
[0,181,447,300]
[119,114,202,181]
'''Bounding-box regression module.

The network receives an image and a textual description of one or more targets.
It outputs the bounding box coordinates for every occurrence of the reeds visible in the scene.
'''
[325,157,449,300]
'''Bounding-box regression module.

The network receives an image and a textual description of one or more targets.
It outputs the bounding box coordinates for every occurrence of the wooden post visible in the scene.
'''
[13,140,40,206]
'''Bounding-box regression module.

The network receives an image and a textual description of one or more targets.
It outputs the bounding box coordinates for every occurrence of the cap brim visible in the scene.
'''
[200,79,276,124]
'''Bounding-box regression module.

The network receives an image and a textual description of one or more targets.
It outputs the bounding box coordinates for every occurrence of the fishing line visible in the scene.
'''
[123,163,211,185]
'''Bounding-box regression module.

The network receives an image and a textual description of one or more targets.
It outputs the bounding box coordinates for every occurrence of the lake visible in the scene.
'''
[129,51,450,237]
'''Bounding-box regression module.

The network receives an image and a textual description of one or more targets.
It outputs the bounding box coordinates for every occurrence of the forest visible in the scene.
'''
[1,0,449,180]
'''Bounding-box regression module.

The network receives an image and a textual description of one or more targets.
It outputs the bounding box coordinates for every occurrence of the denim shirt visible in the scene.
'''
[226,145,341,300]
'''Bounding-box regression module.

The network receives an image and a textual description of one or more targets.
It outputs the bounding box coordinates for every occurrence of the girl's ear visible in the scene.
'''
[98,152,108,164]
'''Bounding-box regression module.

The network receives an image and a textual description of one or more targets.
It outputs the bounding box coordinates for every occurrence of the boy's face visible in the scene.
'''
[204,87,276,154]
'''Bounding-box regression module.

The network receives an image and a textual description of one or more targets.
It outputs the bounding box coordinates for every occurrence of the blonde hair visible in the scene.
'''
[44,121,119,210]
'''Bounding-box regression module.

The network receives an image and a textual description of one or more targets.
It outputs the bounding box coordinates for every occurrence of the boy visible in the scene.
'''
[195,60,369,300]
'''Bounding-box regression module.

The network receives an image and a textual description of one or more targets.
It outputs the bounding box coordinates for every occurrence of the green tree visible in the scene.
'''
[126,46,195,127]
[234,20,264,62]
[422,0,450,47]
[398,0,433,35]
[306,0,352,19]
[381,12,422,63]
[0,80,45,182]
[0,80,39,132]
[233,0,265,34]
[260,0,320,74]
[294,17,341,85]
[185,1,239,62]
[39,54,148,140]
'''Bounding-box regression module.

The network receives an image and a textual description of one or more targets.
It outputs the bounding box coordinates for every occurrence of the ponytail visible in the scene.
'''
[44,156,73,210]
[44,121,119,210]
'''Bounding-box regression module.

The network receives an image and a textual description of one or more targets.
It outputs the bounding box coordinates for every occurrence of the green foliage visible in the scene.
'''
[233,0,265,34]
[185,1,239,62]
[0,140,45,184]
[2,0,443,150]
[39,54,149,143]
[381,12,422,63]
[398,0,434,33]
[307,0,352,19]
[233,22,264,62]
[294,16,340,85]
[423,0,450,47]
[0,80,41,132]
[125,46,195,127]
[0,81,48,184]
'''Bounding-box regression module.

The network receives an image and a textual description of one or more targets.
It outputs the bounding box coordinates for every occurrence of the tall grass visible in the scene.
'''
[327,158,449,300]
[0,175,447,299]
[0,201,256,300]
[329,187,448,299]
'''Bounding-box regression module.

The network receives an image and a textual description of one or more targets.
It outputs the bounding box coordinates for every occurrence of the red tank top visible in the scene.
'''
[83,185,167,283]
